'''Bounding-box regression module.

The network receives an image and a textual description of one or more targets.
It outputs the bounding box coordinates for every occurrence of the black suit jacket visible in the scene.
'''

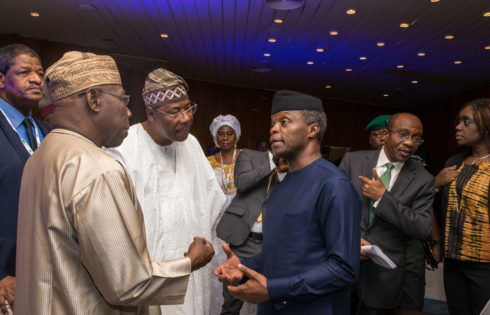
[216,149,275,247]
[0,112,49,279]
[339,149,434,309]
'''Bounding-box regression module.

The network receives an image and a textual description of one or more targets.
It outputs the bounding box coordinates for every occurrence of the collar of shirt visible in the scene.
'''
[0,97,33,129]
[376,146,404,191]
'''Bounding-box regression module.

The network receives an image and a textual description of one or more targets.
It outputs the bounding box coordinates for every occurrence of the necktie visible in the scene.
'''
[369,162,395,223]
[22,118,38,150]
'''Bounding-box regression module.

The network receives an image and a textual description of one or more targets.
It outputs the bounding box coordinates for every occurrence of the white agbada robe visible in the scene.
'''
[108,123,225,315]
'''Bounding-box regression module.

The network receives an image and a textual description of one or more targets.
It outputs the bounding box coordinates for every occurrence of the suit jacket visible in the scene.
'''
[217,149,274,246]
[339,149,434,309]
[0,112,49,279]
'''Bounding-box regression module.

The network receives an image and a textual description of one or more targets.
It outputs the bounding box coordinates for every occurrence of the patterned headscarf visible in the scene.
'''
[209,115,241,148]
[142,68,189,106]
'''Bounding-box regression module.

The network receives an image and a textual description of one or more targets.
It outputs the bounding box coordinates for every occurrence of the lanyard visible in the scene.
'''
[0,107,40,155]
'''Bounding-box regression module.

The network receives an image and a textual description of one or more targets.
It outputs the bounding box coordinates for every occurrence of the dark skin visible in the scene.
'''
[214,110,321,303]
[213,125,241,164]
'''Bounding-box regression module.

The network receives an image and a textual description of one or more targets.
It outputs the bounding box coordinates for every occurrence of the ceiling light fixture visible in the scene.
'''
[330,31,338,36]
[400,23,409,28]
[265,0,303,10]
[411,80,418,84]
[359,56,367,60]
[445,35,454,39]
[377,42,385,46]
[430,0,440,2]
[345,68,352,72]
[325,85,332,89]
[346,9,356,15]
[454,60,462,64]
[483,11,490,17]
[274,19,284,23]
[160,33,169,38]
[29,11,40,17]
[268,38,277,43]
[316,48,325,52]
[307,61,314,65]
[383,94,389,97]
[396,65,404,69]
[417,52,426,56]
[485,45,490,50]
[264,53,271,57]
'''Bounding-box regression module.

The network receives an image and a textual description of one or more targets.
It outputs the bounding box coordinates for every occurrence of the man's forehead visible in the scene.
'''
[271,110,300,120]
[159,98,189,109]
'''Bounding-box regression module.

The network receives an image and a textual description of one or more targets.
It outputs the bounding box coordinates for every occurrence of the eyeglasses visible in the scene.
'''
[94,89,131,107]
[152,102,198,119]
[388,129,424,145]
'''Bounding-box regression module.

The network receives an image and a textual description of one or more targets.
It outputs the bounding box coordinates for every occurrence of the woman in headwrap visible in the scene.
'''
[207,114,242,315]
[434,99,490,315]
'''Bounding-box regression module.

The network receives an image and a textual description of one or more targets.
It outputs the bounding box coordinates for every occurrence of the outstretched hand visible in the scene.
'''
[227,264,269,304]
[184,236,215,271]
[214,244,243,285]
[359,168,386,201]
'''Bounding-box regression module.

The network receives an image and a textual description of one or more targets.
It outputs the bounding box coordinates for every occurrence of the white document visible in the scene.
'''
[362,245,397,269]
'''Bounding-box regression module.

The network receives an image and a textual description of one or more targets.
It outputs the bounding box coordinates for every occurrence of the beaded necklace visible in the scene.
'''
[219,147,237,194]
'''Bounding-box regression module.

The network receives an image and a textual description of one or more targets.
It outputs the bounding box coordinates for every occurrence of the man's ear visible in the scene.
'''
[308,123,320,139]
[0,72,6,89]
[86,89,101,113]
[146,106,156,122]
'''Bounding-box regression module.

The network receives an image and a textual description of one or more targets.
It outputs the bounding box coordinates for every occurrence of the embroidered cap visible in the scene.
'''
[142,68,189,107]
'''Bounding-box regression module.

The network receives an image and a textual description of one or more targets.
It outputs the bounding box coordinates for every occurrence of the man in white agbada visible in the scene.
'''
[109,68,225,315]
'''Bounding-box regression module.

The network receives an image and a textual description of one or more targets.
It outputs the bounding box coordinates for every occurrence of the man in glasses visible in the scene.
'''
[15,52,215,314]
[109,68,225,315]
[339,113,435,315]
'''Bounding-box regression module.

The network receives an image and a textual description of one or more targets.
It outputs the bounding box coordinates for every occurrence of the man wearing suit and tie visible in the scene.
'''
[215,90,361,314]
[216,148,287,314]
[0,44,48,314]
[339,113,434,315]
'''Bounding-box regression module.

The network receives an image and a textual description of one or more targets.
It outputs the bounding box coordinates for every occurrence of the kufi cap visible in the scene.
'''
[44,51,121,101]
[365,115,392,131]
[271,90,324,115]
[142,68,189,106]
[209,114,241,148]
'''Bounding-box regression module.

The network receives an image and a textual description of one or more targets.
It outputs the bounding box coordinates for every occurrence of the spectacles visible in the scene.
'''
[94,89,131,107]
[388,129,424,145]
[152,102,198,119]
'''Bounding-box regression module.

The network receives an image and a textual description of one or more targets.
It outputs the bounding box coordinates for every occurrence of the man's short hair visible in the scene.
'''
[0,44,41,74]
[299,109,327,142]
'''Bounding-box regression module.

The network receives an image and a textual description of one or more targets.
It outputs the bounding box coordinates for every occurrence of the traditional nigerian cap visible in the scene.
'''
[142,68,189,107]
[209,114,241,148]
[365,115,392,131]
[271,90,324,115]
[44,51,121,101]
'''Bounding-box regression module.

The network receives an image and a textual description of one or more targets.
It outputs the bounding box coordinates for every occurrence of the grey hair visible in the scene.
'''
[299,110,327,141]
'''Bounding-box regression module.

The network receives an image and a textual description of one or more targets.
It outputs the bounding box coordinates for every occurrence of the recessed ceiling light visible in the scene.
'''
[274,19,284,23]
[430,0,440,2]
[268,38,277,43]
[329,31,338,36]
[325,85,332,89]
[445,35,454,39]
[346,9,356,15]
[377,42,385,46]
[160,33,169,38]
[264,53,271,57]
[316,48,325,53]
[400,23,409,28]
[483,11,490,17]
[307,61,314,65]
[345,68,352,72]
[383,94,389,97]
[396,65,404,69]
[29,11,40,17]
[485,45,490,50]
[411,80,418,84]
[265,0,304,10]
[359,56,367,60]
[454,60,462,64]
[417,52,426,56]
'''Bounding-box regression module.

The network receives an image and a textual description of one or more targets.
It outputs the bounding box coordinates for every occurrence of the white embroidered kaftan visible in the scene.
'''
[109,124,225,315]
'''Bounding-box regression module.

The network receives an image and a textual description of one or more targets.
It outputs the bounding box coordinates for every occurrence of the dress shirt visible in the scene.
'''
[0,98,45,146]
[373,146,405,207]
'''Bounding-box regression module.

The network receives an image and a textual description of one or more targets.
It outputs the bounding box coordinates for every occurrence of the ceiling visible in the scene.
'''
[0,0,489,108]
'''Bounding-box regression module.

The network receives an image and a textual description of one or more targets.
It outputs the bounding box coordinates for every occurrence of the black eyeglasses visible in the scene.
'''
[94,89,131,107]
[388,129,424,145]
[152,102,198,119]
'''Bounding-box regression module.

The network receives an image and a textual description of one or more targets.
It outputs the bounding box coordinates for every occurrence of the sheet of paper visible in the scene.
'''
[362,245,397,269]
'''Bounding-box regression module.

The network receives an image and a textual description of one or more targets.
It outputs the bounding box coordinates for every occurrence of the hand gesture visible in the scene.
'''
[0,276,15,315]
[359,168,386,201]
[360,238,372,261]
[227,264,269,304]
[214,244,243,285]
[185,236,215,271]
[435,166,458,189]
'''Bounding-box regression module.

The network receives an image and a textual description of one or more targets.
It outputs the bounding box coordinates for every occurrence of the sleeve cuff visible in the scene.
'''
[267,277,291,311]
